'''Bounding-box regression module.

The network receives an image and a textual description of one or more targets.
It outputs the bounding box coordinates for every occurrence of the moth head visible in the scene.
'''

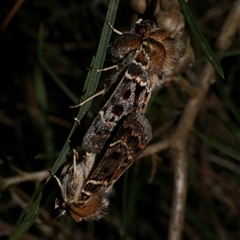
[55,190,111,222]
[54,197,68,218]
[133,19,156,35]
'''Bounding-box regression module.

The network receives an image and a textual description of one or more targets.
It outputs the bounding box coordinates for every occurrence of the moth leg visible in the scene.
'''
[49,170,62,188]
[55,197,62,210]
[49,149,78,187]
[82,152,97,179]
[88,64,118,72]
[74,117,81,124]
[69,85,107,109]
[105,19,123,35]
[72,149,79,173]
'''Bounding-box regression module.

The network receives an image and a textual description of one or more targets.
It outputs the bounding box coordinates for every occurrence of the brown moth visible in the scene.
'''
[82,19,183,154]
[53,113,152,222]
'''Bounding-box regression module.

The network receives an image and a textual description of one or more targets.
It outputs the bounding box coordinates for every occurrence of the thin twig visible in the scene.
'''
[140,138,173,158]
[174,75,199,97]
[0,170,49,190]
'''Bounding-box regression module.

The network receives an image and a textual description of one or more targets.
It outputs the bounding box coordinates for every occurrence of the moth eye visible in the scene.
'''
[136,25,147,34]
[61,202,67,209]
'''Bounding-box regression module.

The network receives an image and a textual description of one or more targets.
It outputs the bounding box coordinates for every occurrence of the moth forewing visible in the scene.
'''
[105,112,153,186]
[82,113,152,193]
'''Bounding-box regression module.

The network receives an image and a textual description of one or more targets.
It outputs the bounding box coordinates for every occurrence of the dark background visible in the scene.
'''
[0,0,239,239]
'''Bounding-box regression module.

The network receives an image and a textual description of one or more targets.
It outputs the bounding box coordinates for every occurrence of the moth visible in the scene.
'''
[53,113,152,222]
[82,18,183,154]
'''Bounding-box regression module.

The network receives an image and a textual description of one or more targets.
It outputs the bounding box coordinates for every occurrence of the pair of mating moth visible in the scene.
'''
[52,19,183,222]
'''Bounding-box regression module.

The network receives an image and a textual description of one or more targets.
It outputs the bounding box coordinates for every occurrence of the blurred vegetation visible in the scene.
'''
[0,0,239,240]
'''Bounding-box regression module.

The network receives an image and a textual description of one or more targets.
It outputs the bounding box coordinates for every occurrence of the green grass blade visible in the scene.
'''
[10,0,119,239]
[178,0,225,79]
[33,64,55,153]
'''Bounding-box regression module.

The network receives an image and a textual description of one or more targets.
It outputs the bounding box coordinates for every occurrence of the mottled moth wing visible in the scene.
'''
[82,113,152,195]
[82,19,182,154]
